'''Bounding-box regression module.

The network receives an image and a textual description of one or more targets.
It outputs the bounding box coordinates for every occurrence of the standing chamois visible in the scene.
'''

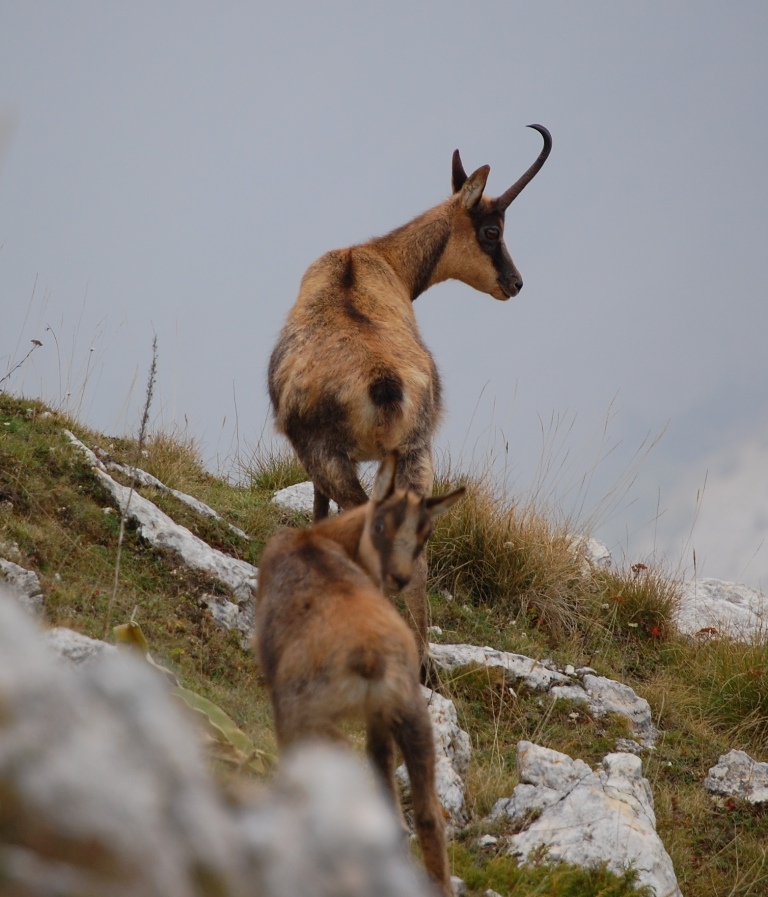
[254,453,464,897]
[268,125,551,658]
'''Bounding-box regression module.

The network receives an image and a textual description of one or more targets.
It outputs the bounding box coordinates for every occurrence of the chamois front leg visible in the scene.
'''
[401,556,430,659]
[313,488,330,522]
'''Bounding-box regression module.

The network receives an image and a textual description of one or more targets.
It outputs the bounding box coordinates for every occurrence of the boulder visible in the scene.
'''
[677,578,768,642]
[704,749,768,804]
[0,557,44,616]
[272,481,338,515]
[489,741,681,897]
[239,741,437,897]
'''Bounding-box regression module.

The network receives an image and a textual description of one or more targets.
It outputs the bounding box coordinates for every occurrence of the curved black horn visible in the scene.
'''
[452,148,468,193]
[494,124,552,211]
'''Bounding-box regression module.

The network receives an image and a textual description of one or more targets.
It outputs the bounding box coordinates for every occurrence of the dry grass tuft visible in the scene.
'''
[694,634,768,753]
[428,466,589,638]
[245,446,308,494]
[140,431,210,491]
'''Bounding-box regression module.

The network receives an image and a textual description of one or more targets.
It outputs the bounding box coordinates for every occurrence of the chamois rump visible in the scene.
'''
[268,125,551,656]
[254,453,464,897]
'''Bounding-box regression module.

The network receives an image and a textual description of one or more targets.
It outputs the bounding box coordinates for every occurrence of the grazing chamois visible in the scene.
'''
[254,453,464,897]
[268,125,551,659]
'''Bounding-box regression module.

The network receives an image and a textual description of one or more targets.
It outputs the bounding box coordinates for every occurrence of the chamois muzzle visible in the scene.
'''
[389,573,410,592]
[494,124,552,213]
[498,274,523,299]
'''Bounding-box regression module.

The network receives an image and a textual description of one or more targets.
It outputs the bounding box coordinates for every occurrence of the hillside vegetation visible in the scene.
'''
[1,392,767,896]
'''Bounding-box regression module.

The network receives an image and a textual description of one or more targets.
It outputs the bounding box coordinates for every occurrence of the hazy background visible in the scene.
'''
[2,2,767,589]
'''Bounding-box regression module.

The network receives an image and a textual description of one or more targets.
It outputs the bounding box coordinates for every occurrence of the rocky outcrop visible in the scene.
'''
[676,578,768,642]
[66,430,258,603]
[0,556,44,615]
[93,447,249,539]
[568,537,768,645]
[430,643,657,749]
[489,741,682,897]
[704,749,768,805]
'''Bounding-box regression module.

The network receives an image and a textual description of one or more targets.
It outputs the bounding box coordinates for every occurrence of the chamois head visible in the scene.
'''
[449,123,551,301]
[359,453,465,595]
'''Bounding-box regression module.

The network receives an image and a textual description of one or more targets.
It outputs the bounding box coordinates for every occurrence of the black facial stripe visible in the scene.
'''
[470,211,505,257]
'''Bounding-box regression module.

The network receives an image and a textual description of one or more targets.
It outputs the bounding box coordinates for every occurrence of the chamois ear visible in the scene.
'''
[425,486,465,520]
[371,452,399,503]
[452,149,468,193]
[458,165,490,210]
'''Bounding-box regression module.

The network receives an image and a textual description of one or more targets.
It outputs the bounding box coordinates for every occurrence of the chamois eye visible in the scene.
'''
[373,519,385,536]
[484,226,500,241]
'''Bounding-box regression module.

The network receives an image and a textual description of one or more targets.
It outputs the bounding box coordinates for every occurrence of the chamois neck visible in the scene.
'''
[312,505,368,566]
[369,203,452,302]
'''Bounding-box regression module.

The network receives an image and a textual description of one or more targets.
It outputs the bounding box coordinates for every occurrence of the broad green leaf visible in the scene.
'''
[172,685,274,775]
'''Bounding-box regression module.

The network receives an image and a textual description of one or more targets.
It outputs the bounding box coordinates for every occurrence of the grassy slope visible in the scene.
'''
[1,393,766,897]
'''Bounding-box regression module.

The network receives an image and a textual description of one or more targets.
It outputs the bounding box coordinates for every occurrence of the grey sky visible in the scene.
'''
[2,2,767,589]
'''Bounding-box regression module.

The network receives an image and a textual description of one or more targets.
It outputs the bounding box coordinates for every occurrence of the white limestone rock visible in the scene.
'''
[430,643,658,749]
[450,876,467,896]
[572,536,612,572]
[66,430,258,603]
[202,592,255,649]
[489,741,681,897]
[396,687,471,833]
[704,749,768,804]
[0,591,250,897]
[677,578,768,642]
[44,626,117,666]
[581,674,657,749]
[0,557,44,616]
[429,643,572,691]
[477,835,498,849]
[272,481,339,515]
[101,454,249,540]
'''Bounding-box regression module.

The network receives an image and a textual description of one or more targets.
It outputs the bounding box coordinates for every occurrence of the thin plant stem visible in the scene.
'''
[103,335,158,638]
[0,339,43,393]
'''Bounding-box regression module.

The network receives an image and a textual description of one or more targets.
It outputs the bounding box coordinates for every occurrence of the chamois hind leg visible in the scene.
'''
[366,711,408,833]
[396,447,436,676]
[392,698,451,897]
[288,440,368,521]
